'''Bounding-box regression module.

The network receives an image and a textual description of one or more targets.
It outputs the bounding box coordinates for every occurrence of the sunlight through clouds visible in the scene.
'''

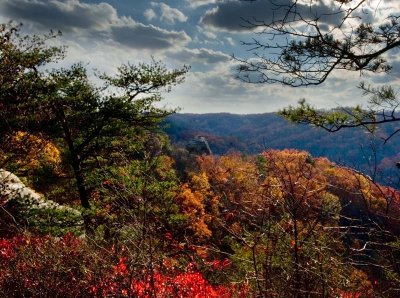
[0,0,398,113]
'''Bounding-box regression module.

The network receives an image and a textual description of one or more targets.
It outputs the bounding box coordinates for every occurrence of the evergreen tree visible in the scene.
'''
[0,23,188,208]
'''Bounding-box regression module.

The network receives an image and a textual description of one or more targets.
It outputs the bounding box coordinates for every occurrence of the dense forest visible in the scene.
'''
[165,113,400,186]
[2,0,400,296]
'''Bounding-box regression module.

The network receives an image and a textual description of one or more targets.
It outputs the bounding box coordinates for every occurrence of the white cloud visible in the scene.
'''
[196,25,217,39]
[0,0,191,50]
[225,37,235,46]
[164,60,372,114]
[185,0,217,9]
[111,20,191,49]
[151,2,188,25]
[144,8,157,21]
[0,0,384,114]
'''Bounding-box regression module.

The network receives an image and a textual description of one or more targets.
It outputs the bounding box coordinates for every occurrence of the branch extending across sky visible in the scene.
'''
[228,0,400,140]
[236,0,400,87]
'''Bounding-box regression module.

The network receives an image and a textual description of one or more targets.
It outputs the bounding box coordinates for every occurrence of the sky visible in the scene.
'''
[0,0,399,114]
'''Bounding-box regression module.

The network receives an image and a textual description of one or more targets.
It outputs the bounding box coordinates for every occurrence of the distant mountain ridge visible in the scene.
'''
[164,112,400,187]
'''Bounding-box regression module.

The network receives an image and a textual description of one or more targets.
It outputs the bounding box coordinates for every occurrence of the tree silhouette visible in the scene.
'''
[236,0,400,139]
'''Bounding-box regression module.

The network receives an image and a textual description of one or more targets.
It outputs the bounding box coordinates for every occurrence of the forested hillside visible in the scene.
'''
[165,113,400,186]
[2,1,400,296]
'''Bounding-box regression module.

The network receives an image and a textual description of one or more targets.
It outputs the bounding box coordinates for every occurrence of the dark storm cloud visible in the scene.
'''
[200,0,344,32]
[0,0,190,49]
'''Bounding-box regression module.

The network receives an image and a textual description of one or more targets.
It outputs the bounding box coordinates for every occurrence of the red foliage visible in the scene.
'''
[0,239,14,261]
[164,231,173,241]
[0,233,247,297]
[94,258,247,298]
[338,291,362,298]
[209,259,232,270]
[114,257,129,275]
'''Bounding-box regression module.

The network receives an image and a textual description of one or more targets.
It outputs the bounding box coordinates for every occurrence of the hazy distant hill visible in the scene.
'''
[164,113,400,186]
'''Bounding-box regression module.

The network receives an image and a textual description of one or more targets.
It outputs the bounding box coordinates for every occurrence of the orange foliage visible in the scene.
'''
[178,175,212,239]
[1,131,61,172]
[197,153,260,208]
[260,149,330,220]
[191,150,400,230]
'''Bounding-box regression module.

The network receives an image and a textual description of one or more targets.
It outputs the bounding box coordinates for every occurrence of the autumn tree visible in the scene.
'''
[0,22,63,168]
[0,23,188,209]
[188,151,398,296]
[258,150,371,297]
[236,0,400,139]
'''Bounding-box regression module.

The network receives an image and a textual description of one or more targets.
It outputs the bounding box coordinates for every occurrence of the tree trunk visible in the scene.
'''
[71,155,90,208]
[56,107,90,209]
[71,154,94,235]
[56,107,92,235]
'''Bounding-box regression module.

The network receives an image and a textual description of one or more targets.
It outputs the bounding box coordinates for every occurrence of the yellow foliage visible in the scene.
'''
[178,183,212,240]
[219,154,258,186]
[191,219,212,239]
[5,131,61,171]
[180,183,204,211]
[262,176,284,200]
[155,155,174,178]
[191,172,210,193]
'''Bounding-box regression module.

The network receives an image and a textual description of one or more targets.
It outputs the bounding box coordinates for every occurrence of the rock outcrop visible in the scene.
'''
[0,169,83,234]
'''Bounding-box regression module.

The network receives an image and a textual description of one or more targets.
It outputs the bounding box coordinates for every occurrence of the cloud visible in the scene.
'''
[0,0,118,32]
[111,21,191,49]
[225,37,235,46]
[200,0,344,32]
[166,48,231,64]
[185,0,217,9]
[196,25,217,39]
[368,58,400,84]
[165,63,367,114]
[355,0,400,22]
[163,64,298,113]
[144,8,157,21]
[0,0,191,50]
[151,2,188,24]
